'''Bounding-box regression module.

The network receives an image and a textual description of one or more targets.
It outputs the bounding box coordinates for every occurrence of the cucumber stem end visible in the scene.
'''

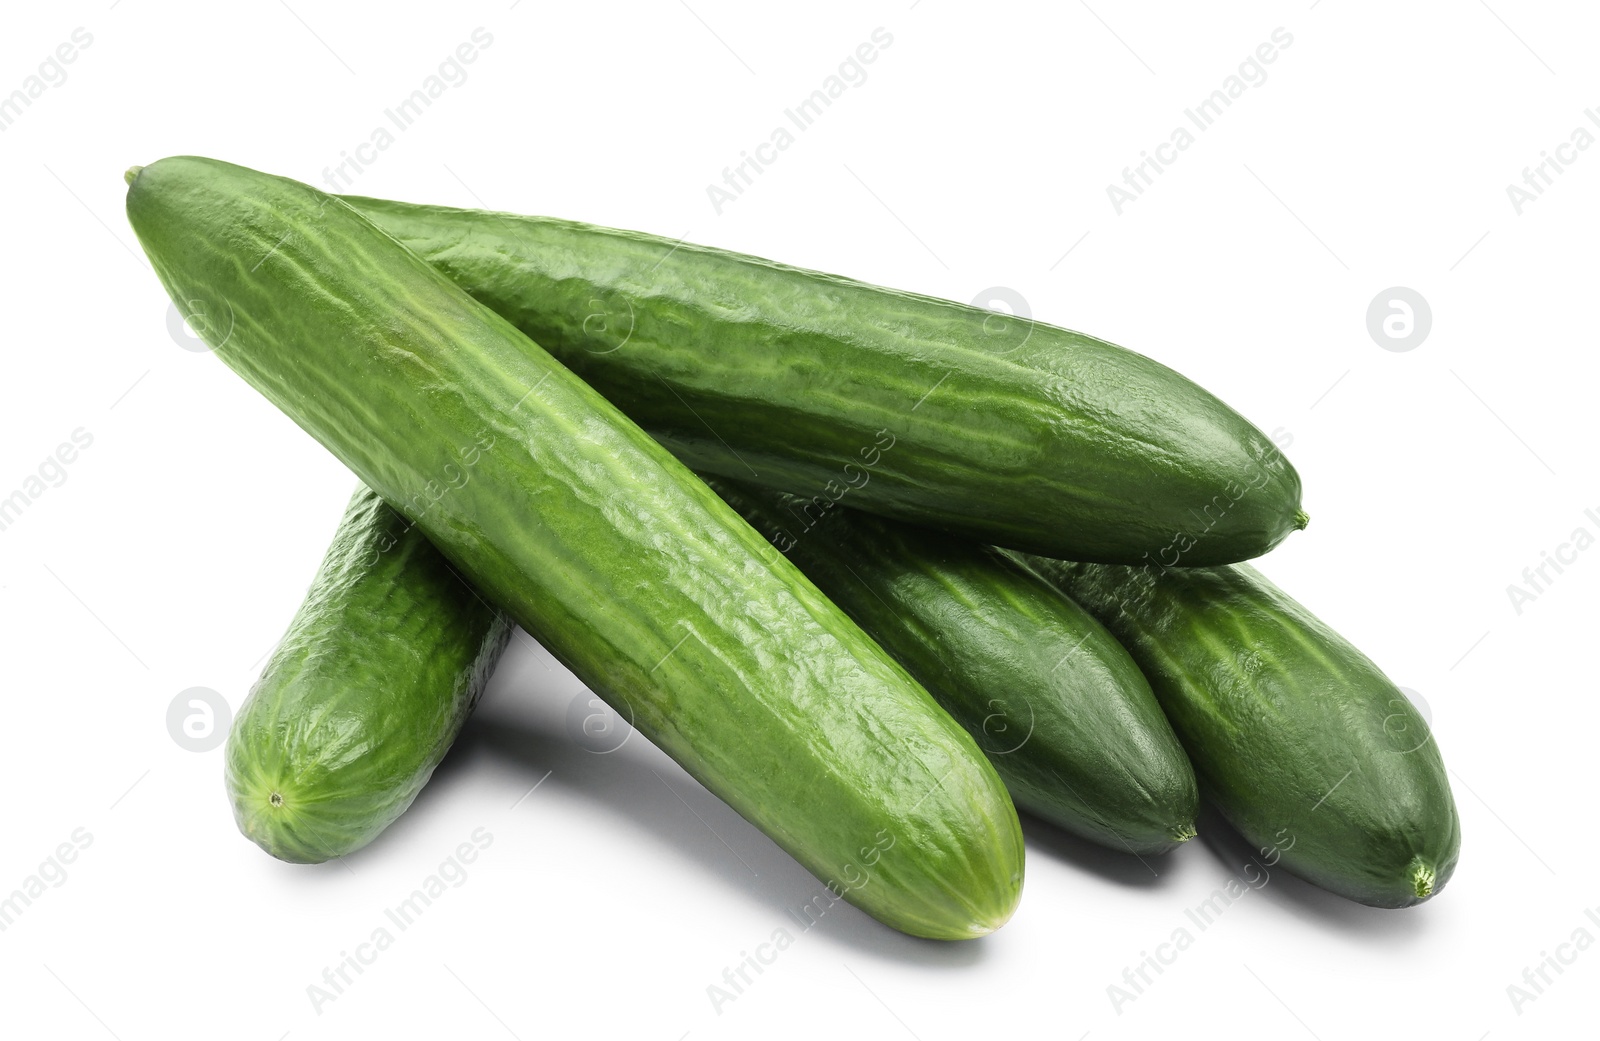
[123,165,144,186]
[1411,861,1436,900]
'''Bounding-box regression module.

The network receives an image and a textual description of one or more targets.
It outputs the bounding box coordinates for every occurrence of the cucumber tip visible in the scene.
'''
[967,909,1014,938]
[1293,509,1310,531]
[1171,823,1198,843]
[1410,861,1436,900]
[123,165,144,186]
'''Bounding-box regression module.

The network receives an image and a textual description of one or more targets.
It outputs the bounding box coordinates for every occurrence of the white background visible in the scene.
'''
[1,1,1595,1038]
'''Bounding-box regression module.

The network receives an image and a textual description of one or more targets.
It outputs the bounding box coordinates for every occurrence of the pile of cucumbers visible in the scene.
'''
[125,157,1459,940]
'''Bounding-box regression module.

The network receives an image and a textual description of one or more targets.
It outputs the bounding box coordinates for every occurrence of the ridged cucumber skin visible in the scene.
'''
[343,196,1305,566]
[711,481,1199,856]
[127,157,1023,939]
[1026,557,1460,908]
[225,485,512,863]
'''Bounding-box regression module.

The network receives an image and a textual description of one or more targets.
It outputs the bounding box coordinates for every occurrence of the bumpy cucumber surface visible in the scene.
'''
[345,196,1305,566]
[127,157,1022,939]
[1027,557,1460,907]
[226,485,511,863]
[714,481,1198,856]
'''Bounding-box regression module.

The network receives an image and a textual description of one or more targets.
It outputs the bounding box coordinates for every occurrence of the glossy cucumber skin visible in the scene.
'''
[344,196,1305,566]
[1026,557,1460,907]
[225,485,512,863]
[127,157,1023,939]
[712,481,1199,856]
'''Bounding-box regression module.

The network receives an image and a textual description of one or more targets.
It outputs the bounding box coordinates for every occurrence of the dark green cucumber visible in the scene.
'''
[1026,557,1460,907]
[343,195,1305,566]
[226,485,512,863]
[712,480,1199,856]
[127,157,1022,939]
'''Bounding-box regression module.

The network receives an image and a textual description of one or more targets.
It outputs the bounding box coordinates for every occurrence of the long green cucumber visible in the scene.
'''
[1026,557,1460,907]
[343,195,1305,566]
[127,157,1023,939]
[712,480,1199,856]
[226,485,512,863]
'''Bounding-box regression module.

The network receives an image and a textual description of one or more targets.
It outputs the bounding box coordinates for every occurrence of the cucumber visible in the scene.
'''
[226,485,512,863]
[127,157,1023,939]
[1025,557,1460,907]
[343,196,1305,566]
[712,479,1199,856]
